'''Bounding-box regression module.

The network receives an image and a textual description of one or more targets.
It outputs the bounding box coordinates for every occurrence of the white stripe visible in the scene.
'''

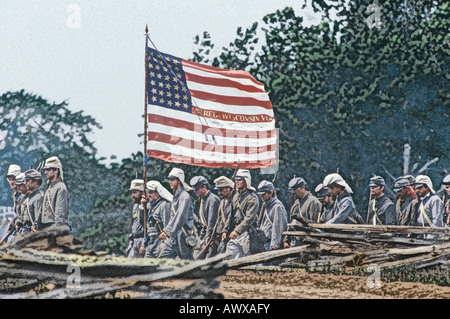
[148,140,276,163]
[148,104,275,132]
[148,123,277,147]
[186,80,271,102]
[183,64,266,91]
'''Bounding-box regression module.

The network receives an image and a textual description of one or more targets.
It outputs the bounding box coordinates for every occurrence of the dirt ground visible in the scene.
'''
[216,269,450,299]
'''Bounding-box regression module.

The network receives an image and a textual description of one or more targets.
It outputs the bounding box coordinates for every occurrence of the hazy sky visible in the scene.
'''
[1,0,323,165]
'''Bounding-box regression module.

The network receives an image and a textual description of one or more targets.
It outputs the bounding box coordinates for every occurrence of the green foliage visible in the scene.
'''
[191,2,449,214]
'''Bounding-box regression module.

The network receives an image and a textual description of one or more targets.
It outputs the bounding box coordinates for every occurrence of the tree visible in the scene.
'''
[0,90,119,238]
[190,1,449,215]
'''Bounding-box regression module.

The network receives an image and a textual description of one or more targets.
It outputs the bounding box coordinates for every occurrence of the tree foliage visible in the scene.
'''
[191,1,449,213]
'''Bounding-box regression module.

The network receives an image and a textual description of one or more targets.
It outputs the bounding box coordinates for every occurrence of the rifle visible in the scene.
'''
[0,218,14,244]
[366,192,373,224]
[195,160,240,260]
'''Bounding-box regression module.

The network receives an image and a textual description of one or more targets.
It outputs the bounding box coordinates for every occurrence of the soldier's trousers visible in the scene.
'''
[225,231,250,259]
[144,235,163,258]
[158,230,194,260]
[126,238,144,258]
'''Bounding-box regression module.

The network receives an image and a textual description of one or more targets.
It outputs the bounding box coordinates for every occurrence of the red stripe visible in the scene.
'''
[190,89,273,109]
[148,132,276,155]
[148,113,276,138]
[148,149,276,169]
[182,59,264,86]
[184,71,265,93]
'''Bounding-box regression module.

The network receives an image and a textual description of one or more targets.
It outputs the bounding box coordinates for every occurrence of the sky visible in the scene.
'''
[0,0,323,165]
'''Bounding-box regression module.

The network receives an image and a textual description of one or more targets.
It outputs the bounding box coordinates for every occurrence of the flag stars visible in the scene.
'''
[146,48,191,112]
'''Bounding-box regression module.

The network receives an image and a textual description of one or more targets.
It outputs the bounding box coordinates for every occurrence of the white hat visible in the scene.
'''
[6,164,21,178]
[15,173,26,185]
[129,179,144,192]
[214,176,234,190]
[323,173,353,194]
[234,169,255,191]
[442,174,450,185]
[167,168,192,191]
[43,156,64,181]
[146,180,173,202]
[415,175,435,194]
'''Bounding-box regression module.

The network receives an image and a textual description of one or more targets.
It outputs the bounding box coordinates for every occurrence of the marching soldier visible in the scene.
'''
[36,156,69,230]
[141,180,173,258]
[190,176,220,258]
[315,183,334,223]
[257,180,288,251]
[284,177,321,248]
[158,168,195,260]
[4,164,22,241]
[367,176,396,225]
[125,179,145,258]
[222,169,260,259]
[13,173,28,233]
[22,169,44,233]
[441,174,450,226]
[393,177,419,226]
[213,176,235,254]
[322,173,363,224]
[414,175,444,230]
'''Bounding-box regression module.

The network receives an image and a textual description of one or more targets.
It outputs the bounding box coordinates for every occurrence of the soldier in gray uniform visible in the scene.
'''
[257,180,287,251]
[36,156,69,230]
[414,175,444,230]
[125,179,145,258]
[284,177,321,248]
[141,180,172,258]
[222,169,260,259]
[367,176,396,225]
[13,173,28,233]
[190,176,220,258]
[213,176,235,254]
[21,169,44,233]
[393,177,419,226]
[315,183,334,223]
[4,165,22,241]
[158,168,195,260]
[322,173,363,224]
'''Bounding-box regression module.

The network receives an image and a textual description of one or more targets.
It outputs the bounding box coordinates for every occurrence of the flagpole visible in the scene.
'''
[143,25,149,241]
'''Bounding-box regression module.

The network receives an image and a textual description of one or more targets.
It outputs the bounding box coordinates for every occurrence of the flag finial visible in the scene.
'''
[145,24,148,34]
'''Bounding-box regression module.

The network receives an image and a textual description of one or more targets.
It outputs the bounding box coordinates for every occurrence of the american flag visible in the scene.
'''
[146,46,277,168]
